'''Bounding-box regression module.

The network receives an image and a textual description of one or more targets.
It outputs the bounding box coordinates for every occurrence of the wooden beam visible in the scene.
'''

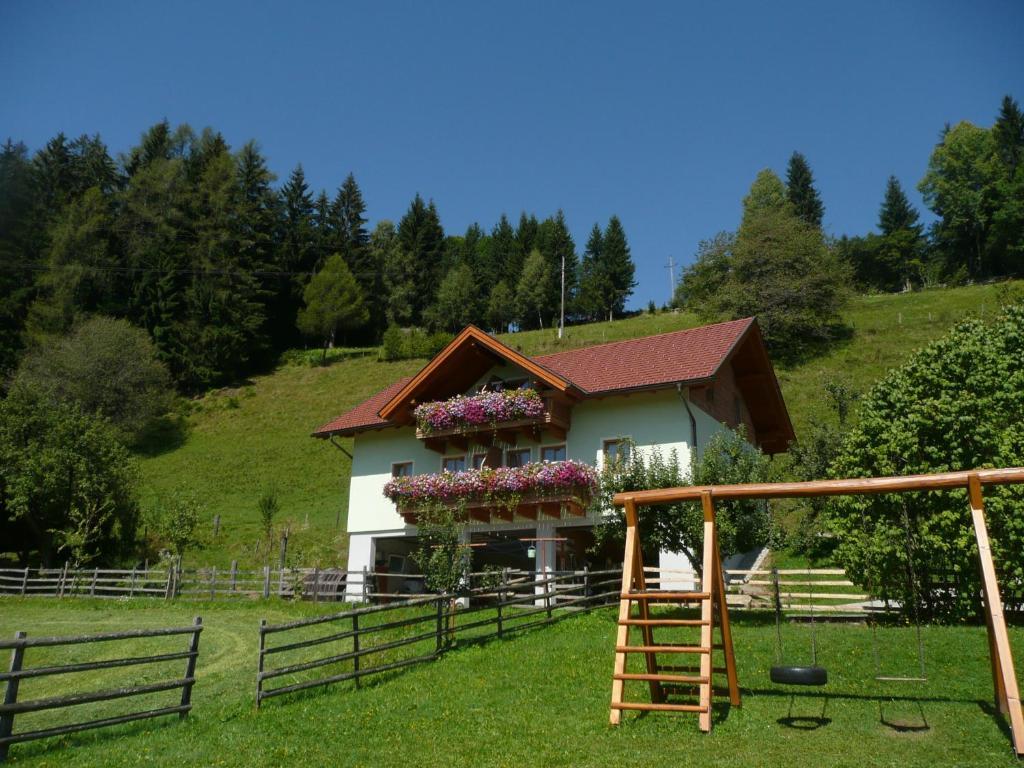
[614,467,1024,506]
[698,491,715,733]
[610,499,639,725]
[968,474,1024,755]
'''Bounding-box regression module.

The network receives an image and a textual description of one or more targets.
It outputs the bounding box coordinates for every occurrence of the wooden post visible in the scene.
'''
[209,567,217,600]
[362,566,369,603]
[609,497,640,725]
[19,568,27,597]
[90,568,98,597]
[165,565,173,600]
[58,562,69,598]
[710,514,740,707]
[698,491,716,732]
[435,598,445,654]
[129,567,137,598]
[262,566,271,599]
[230,561,238,592]
[256,619,266,708]
[352,614,360,688]
[179,617,202,719]
[0,631,26,762]
[212,514,220,539]
[278,533,288,569]
[968,474,1024,754]
[312,567,320,603]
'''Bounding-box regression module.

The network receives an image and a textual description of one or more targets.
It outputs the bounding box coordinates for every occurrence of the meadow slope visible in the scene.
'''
[138,282,1019,567]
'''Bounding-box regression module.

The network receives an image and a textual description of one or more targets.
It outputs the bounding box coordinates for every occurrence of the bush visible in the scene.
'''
[0,391,139,566]
[826,305,1024,620]
[379,326,454,361]
[11,316,173,445]
[146,487,205,559]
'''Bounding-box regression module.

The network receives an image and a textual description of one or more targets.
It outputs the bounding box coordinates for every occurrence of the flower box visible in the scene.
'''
[383,460,598,525]
[414,388,545,435]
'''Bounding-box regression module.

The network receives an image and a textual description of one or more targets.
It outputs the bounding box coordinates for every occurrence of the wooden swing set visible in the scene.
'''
[609,466,1024,756]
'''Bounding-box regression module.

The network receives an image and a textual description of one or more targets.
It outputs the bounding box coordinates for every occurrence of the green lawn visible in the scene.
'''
[137,281,1020,568]
[0,598,1020,767]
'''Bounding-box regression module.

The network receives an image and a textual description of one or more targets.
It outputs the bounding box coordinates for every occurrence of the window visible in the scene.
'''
[472,452,489,470]
[503,377,529,391]
[505,448,531,468]
[541,444,566,462]
[603,439,631,466]
[441,455,466,473]
[391,462,414,478]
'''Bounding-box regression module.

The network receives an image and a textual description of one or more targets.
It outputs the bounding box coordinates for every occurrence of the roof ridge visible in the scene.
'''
[532,316,755,361]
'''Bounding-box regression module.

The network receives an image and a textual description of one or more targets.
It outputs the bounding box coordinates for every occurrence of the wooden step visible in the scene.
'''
[619,618,709,627]
[615,644,710,654]
[610,701,708,713]
[613,672,708,684]
[621,591,710,601]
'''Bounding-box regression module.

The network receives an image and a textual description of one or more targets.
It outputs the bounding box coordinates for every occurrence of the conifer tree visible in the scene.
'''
[576,224,606,321]
[490,214,519,288]
[537,211,578,328]
[378,220,415,326]
[600,216,636,320]
[0,140,36,374]
[275,165,316,346]
[785,152,825,228]
[878,176,920,236]
[397,194,445,324]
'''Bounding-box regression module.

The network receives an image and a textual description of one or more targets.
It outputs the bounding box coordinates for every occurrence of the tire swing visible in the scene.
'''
[770,567,828,686]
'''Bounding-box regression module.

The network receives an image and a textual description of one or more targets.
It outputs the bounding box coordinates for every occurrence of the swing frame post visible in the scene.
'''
[612,466,1024,756]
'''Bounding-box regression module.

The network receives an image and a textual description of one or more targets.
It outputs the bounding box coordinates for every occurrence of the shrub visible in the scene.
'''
[826,305,1024,620]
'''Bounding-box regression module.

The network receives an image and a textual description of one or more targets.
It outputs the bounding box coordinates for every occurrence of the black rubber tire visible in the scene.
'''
[770,665,828,686]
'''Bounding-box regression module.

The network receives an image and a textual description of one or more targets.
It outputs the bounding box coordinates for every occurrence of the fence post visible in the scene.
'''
[19,568,28,597]
[583,565,590,600]
[179,617,202,719]
[129,567,137,598]
[256,619,266,708]
[90,568,98,597]
[262,566,271,599]
[362,566,369,603]
[0,631,27,762]
[209,567,217,600]
[312,567,320,603]
[277,568,285,598]
[352,614,360,688]
[175,557,183,599]
[58,562,69,598]
[545,573,552,621]
[165,565,173,600]
[435,598,444,654]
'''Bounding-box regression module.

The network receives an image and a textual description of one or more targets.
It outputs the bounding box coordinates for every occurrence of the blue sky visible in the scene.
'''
[3,0,1023,308]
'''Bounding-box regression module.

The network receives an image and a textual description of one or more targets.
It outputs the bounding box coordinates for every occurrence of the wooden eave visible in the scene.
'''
[376,325,582,425]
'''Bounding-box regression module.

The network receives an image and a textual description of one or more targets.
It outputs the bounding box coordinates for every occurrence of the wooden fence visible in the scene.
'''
[256,568,622,706]
[0,619,202,763]
[0,564,348,602]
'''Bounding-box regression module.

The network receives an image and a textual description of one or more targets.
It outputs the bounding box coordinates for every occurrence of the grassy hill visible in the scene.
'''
[138,282,1019,568]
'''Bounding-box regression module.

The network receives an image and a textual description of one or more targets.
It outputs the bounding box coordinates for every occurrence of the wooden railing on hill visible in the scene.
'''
[0,619,202,763]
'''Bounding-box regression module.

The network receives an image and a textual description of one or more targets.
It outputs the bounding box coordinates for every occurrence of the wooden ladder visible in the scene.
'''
[610,491,740,731]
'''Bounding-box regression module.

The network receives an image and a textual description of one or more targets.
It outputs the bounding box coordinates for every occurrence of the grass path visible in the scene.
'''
[1,598,1021,767]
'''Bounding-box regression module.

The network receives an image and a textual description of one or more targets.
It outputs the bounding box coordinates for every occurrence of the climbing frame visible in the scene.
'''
[609,492,740,729]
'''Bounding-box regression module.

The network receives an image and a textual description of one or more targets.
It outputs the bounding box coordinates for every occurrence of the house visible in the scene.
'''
[313,318,794,600]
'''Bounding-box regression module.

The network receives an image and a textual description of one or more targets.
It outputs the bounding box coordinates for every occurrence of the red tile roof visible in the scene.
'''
[314,318,758,437]
[533,317,753,395]
[312,376,413,436]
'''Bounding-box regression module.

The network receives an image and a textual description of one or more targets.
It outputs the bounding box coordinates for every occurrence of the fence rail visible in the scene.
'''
[255,568,622,706]
[0,618,202,763]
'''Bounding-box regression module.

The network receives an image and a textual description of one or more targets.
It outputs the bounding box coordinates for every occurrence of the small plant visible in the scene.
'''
[147,487,205,558]
[258,489,280,542]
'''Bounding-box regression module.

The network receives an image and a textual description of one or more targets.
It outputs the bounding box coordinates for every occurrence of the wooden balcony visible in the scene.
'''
[398,489,590,526]
[416,395,572,453]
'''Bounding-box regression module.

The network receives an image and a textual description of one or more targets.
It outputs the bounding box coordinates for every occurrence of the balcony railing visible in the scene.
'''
[413,390,571,453]
[383,460,598,525]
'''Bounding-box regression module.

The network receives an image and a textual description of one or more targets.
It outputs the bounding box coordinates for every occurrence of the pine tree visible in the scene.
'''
[490,214,519,288]
[536,210,578,329]
[993,95,1024,176]
[599,216,637,320]
[297,254,369,362]
[378,220,415,326]
[331,173,381,341]
[276,165,316,346]
[397,194,445,324]
[514,212,538,280]
[785,152,825,228]
[0,140,38,374]
[576,224,606,321]
[878,176,921,236]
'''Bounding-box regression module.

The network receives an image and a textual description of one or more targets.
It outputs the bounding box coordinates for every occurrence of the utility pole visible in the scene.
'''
[558,252,565,339]
[665,256,677,302]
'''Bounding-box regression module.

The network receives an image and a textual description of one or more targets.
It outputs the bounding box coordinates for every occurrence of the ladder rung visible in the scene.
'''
[615,645,710,654]
[619,618,710,627]
[611,701,708,713]
[622,591,710,601]
[613,673,708,684]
